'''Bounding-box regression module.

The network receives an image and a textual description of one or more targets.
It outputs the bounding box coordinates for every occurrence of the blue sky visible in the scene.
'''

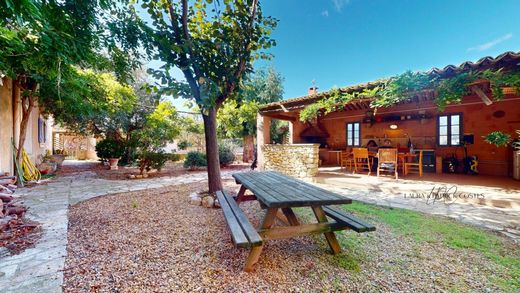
[261,0,520,98]
[158,0,520,110]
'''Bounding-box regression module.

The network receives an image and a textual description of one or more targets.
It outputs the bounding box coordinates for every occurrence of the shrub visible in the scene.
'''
[168,153,182,162]
[138,151,170,174]
[178,140,191,150]
[183,151,207,168]
[219,144,235,166]
[95,138,125,159]
[183,146,235,169]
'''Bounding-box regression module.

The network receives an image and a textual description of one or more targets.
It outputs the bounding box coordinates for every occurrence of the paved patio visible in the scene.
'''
[307,167,520,240]
[1,162,518,292]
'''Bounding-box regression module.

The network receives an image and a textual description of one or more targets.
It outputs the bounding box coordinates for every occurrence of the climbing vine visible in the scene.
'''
[299,69,520,122]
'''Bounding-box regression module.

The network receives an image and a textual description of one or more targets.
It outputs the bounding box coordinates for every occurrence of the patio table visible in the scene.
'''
[398,153,417,174]
[328,150,343,165]
[231,171,355,271]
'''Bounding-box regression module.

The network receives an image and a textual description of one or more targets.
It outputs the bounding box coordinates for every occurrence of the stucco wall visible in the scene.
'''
[0,78,53,175]
[262,144,319,178]
[0,78,14,175]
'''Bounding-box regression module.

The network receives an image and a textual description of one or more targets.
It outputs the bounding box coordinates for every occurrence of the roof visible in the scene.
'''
[260,51,520,113]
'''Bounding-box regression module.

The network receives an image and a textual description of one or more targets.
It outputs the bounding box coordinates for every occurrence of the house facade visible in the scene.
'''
[0,77,53,175]
[257,51,520,178]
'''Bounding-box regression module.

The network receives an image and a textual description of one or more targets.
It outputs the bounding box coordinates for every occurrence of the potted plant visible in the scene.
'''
[51,149,67,168]
[95,138,125,170]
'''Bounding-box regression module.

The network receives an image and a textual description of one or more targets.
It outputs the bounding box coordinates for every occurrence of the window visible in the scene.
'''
[346,122,360,146]
[437,114,462,146]
[38,117,47,144]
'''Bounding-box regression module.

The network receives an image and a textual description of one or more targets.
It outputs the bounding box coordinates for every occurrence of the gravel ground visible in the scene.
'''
[63,179,516,292]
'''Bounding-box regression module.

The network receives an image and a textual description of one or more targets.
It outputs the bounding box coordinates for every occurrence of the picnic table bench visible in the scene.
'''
[217,171,375,272]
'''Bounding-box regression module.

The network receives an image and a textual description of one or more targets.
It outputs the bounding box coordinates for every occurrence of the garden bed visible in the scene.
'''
[63,181,519,292]
[56,160,249,181]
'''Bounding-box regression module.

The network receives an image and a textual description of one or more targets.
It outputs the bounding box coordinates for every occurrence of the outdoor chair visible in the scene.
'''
[340,150,354,171]
[377,148,398,179]
[352,148,373,175]
[404,150,423,177]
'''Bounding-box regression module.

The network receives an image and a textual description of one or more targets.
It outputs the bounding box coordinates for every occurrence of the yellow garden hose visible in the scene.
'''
[22,149,41,182]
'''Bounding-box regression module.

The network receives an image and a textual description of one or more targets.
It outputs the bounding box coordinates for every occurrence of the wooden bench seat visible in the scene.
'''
[216,191,263,248]
[323,206,376,233]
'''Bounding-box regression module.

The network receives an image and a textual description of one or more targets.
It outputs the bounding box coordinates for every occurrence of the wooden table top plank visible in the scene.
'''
[237,171,349,203]
[265,171,352,203]
[239,172,330,204]
[263,172,340,202]
[260,172,334,203]
[239,172,318,206]
[234,172,291,205]
[234,172,311,207]
[237,172,297,203]
[233,171,352,208]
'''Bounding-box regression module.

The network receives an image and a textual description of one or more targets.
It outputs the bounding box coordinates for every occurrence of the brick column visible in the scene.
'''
[256,113,271,170]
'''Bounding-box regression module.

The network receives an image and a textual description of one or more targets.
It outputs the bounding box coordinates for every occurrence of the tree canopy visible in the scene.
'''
[218,66,284,139]
[1,0,143,169]
[119,0,278,192]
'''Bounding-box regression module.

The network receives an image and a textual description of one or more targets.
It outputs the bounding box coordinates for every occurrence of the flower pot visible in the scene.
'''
[108,158,120,170]
[502,86,516,95]
[51,154,66,169]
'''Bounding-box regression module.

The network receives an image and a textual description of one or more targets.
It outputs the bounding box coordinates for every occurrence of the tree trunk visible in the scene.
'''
[16,95,35,169]
[243,135,254,163]
[202,107,223,193]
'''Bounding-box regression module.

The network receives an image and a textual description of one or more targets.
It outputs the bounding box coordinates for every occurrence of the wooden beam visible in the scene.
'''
[312,206,342,254]
[265,114,296,121]
[277,102,289,112]
[259,222,347,240]
[471,86,493,105]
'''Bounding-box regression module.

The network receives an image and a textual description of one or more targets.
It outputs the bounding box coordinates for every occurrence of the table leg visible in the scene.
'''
[281,208,300,226]
[235,185,246,202]
[311,206,341,254]
[244,208,278,272]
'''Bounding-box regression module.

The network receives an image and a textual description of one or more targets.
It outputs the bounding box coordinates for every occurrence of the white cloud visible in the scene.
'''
[467,33,513,52]
[332,0,351,12]
[321,10,329,17]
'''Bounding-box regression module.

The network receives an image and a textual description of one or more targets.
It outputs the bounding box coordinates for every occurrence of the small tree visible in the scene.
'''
[133,101,181,175]
[179,114,205,151]
[1,0,140,172]
[217,67,284,162]
[124,0,277,192]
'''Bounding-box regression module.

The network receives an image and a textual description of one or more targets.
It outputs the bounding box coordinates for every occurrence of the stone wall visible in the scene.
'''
[262,144,319,178]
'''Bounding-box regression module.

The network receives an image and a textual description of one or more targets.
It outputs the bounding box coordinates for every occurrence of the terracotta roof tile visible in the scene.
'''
[261,51,520,112]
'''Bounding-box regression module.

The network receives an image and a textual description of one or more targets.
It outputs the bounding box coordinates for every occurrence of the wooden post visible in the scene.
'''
[312,206,341,254]
[256,113,271,170]
[244,207,278,272]
[281,208,300,226]
[471,86,493,105]
[288,121,294,144]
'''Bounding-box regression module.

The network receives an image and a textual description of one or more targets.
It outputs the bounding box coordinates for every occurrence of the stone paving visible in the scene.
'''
[1,163,518,292]
[306,169,520,242]
[0,165,236,293]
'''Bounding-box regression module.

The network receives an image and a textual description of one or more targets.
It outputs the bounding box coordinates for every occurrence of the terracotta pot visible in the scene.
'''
[502,86,516,95]
[108,158,119,170]
[51,154,66,167]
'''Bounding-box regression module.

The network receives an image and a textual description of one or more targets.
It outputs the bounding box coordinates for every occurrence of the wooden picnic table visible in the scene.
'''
[218,171,374,272]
